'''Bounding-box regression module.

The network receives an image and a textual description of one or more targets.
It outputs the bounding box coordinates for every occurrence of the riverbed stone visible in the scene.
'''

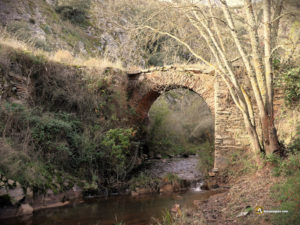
[131,191,139,196]
[0,186,7,196]
[63,181,69,187]
[7,179,14,186]
[8,186,24,205]
[135,157,143,166]
[171,203,180,213]
[72,184,81,192]
[46,189,54,196]
[135,187,152,195]
[17,203,33,216]
[15,182,21,188]
[208,171,216,177]
[155,153,162,159]
[200,181,209,190]
[160,184,173,193]
[26,187,33,198]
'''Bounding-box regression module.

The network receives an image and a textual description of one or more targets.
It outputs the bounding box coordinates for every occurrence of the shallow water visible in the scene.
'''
[0,189,217,225]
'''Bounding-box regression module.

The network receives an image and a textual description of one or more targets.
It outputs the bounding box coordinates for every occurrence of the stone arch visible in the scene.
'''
[127,68,220,169]
[127,69,215,122]
[127,67,286,172]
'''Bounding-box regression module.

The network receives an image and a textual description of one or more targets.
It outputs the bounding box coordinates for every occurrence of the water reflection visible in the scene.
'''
[1,190,218,225]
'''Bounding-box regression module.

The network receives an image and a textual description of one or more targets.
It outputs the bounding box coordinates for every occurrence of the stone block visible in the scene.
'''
[17,204,33,216]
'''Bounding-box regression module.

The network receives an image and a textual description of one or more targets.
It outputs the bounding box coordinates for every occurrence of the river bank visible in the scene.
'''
[162,163,288,225]
[0,184,225,225]
[0,155,213,219]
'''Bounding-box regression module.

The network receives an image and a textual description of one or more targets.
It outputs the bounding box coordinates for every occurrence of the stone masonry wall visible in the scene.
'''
[128,69,287,171]
[214,75,247,170]
[214,74,286,170]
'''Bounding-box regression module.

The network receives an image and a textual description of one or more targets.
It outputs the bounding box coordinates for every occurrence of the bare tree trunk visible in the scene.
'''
[244,0,267,104]
[271,0,284,49]
[263,115,280,155]
[242,112,262,162]
[263,0,280,155]
[138,0,283,157]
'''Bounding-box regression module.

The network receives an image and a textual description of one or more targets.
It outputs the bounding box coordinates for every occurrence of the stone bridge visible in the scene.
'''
[126,66,250,171]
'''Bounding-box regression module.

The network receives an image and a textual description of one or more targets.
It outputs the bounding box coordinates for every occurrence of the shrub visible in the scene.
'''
[162,173,180,185]
[101,128,135,182]
[196,142,214,175]
[271,170,300,225]
[0,140,54,192]
[29,112,82,167]
[270,152,300,225]
[279,66,300,109]
[227,149,258,177]
[288,125,300,153]
[129,172,159,191]
[55,0,91,26]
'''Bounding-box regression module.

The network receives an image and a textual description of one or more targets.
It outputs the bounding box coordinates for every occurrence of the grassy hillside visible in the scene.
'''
[0,39,141,199]
[0,0,144,66]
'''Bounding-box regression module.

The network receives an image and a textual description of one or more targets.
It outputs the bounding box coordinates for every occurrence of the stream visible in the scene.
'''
[1,188,219,225]
[1,156,217,225]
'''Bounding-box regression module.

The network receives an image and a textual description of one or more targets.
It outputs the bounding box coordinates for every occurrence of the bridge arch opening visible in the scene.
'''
[142,87,215,174]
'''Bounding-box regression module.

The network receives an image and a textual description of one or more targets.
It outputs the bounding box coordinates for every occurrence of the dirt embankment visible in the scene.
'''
[177,166,282,225]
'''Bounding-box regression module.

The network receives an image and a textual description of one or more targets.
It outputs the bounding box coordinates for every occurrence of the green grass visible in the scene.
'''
[269,149,300,225]
[226,149,258,177]
[162,173,180,185]
[129,172,160,191]
[0,100,136,193]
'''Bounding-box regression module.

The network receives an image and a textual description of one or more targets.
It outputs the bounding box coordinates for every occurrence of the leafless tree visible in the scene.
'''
[93,0,289,160]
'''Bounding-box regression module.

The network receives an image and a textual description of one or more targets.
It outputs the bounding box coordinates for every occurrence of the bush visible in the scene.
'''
[30,112,82,169]
[271,171,300,225]
[0,47,135,193]
[101,128,135,182]
[270,152,300,225]
[0,102,138,191]
[196,142,214,175]
[129,172,159,191]
[55,0,91,26]
[288,125,300,153]
[0,140,54,192]
[227,149,258,177]
[279,66,300,109]
[162,173,180,185]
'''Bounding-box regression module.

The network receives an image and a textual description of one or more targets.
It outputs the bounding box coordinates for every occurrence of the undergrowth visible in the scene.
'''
[226,149,258,178]
[266,129,300,225]
[129,172,160,191]
[0,102,138,192]
[0,44,138,194]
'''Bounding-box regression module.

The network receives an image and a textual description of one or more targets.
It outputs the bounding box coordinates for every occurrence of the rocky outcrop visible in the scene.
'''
[0,176,82,219]
[0,177,25,207]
